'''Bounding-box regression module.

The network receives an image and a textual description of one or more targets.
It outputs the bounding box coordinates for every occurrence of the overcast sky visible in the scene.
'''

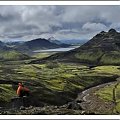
[0,5,120,42]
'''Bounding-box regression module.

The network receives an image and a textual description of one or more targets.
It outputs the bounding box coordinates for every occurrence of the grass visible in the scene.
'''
[33,52,55,59]
[75,50,103,63]
[0,50,29,61]
[0,60,119,106]
[95,83,120,113]
[95,84,115,102]
[46,79,65,91]
[0,84,16,102]
[93,66,120,75]
[100,51,120,65]
[73,50,120,65]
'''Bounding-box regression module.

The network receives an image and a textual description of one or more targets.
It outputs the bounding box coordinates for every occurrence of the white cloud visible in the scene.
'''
[82,22,107,32]
[0,5,120,41]
[110,22,120,29]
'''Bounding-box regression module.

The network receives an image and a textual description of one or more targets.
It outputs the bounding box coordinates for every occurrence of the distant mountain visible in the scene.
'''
[48,37,62,45]
[14,38,58,52]
[0,41,7,50]
[22,38,60,50]
[48,37,70,47]
[60,39,88,45]
[15,38,70,53]
[6,41,24,47]
[38,29,120,65]
[0,41,30,61]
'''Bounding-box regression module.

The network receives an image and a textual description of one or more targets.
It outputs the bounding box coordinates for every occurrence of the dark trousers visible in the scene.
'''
[19,90,29,97]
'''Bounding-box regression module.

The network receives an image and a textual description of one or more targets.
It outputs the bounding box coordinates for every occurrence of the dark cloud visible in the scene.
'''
[0,5,120,41]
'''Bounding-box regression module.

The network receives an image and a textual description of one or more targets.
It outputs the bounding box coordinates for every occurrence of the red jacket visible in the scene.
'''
[17,85,30,96]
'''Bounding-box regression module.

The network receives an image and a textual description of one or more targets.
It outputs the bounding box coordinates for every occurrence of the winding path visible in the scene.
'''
[76,81,116,102]
[75,77,120,114]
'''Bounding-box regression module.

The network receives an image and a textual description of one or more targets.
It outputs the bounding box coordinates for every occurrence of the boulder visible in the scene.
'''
[67,101,82,110]
[11,96,30,109]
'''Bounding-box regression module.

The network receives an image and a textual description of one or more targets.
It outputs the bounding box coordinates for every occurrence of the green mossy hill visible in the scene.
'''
[0,60,119,106]
[95,82,120,114]
[40,29,120,65]
[0,50,30,61]
[0,84,16,105]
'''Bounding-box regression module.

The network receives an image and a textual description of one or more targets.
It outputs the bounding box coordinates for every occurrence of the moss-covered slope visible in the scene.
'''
[0,61,119,106]
[0,50,30,61]
[41,29,120,65]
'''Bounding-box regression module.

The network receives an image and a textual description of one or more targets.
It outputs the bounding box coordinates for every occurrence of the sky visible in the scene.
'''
[0,5,120,42]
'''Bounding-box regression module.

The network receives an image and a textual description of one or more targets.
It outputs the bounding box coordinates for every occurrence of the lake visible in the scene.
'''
[33,46,79,53]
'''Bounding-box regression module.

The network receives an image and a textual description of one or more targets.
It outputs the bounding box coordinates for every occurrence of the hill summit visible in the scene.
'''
[44,28,120,65]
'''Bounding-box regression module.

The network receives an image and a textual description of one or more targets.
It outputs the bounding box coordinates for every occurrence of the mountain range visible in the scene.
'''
[0,37,69,60]
[12,38,70,52]
[39,29,120,65]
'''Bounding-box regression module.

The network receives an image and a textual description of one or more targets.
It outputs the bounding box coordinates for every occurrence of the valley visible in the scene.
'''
[0,58,120,114]
[0,29,120,114]
[1,4,120,116]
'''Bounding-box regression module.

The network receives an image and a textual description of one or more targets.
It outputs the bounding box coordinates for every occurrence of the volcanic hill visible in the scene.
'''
[40,29,120,65]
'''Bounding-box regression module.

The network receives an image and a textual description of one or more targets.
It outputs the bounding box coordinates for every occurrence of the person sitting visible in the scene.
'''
[17,83,30,97]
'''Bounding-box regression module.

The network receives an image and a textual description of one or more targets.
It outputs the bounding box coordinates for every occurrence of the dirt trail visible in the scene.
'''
[76,81,116,102]
[75,79,120,114]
